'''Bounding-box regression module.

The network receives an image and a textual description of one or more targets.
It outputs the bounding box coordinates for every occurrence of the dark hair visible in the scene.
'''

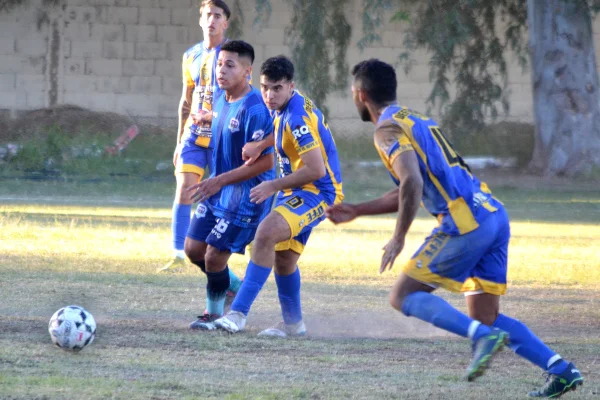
[221,40,255,64]
[351,59,397,105]
[200,0,231,20]
[260,55,294,82]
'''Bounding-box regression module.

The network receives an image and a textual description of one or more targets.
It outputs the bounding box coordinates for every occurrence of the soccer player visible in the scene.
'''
[213,55,344,336]
[185,40,276,330]
[160,0,240,281]
[326,59,583,397]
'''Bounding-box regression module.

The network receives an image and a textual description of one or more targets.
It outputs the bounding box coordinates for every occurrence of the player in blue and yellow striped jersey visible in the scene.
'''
[184,41,277,331]
[160,0,237,274]
[214,56,344,337]
[326,59,582,397]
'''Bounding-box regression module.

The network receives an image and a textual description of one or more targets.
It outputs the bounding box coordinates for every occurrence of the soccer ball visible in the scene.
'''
[48,305,96,351]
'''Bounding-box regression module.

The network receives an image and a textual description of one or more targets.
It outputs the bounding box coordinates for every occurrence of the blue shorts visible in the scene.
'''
[187,202,256,254]
[403,206,510,296]
[175,140,212,179]
[273,191,332,255]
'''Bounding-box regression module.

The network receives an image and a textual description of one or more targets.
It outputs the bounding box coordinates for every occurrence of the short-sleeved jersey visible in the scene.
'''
[272,91,344,205]
[375,105,503,236]
[207,86,276,228]
[181,41,224,148]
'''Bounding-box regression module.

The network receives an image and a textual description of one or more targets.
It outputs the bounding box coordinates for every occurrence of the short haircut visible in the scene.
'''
[351,59,397,105]
[200,0,231,20]
[260,55,295,82]
[220,40,255,64]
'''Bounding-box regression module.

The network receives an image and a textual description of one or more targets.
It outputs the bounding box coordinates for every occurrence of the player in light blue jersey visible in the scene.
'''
[326,59,582,397]
[184,40,276,330]
[214,56,344,336]
[160,0,236,273]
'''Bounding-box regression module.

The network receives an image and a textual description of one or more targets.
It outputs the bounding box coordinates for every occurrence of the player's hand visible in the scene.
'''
[190,110,212,125]
[380,235,405,274]
[242,141,263,165]
[249,181,276,204]
[325,203,358,224]
[188,177,222,203]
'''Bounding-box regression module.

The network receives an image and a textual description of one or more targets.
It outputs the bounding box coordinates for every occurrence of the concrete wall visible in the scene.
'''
[1,0,596,128]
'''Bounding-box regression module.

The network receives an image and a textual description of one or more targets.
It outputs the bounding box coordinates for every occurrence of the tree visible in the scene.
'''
[527,0,600,175]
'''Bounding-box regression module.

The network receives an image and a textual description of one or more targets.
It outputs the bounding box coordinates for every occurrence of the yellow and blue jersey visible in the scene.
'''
[273,91,344,205]
[375,105,503,236]
[207,87,276,228]
[181,41,224,148]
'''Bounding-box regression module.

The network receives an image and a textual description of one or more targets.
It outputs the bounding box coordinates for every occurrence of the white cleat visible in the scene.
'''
[258,320,306,338]
[214,311,247,333]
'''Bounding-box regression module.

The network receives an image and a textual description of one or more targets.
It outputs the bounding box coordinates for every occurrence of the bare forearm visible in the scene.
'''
[257,134,275,150]
[271,166,324,192]
[354,188,399,216]
[177,98,191,144]
[393,177,422,239]
[215,154,274,187]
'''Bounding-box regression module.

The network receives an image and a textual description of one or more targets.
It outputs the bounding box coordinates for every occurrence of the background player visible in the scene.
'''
[185,40,276,330]
[213,55,344,336]
[160,0,239,282]
[326,59,583,398]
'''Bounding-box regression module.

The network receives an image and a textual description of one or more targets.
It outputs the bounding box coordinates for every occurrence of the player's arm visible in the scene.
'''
[188,153,275,203]
[250,146,326,204]
[242,133,275,165]
[379,145,423,273]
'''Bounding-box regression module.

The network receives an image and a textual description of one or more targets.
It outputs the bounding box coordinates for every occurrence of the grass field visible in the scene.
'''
[1,174,599,399]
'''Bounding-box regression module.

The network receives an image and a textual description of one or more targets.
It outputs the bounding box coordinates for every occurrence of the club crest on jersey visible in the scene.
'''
[195,203,207,219]
[229,118,240,132]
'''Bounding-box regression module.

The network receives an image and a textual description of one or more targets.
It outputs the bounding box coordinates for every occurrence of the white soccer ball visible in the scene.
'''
[48,305,96,351]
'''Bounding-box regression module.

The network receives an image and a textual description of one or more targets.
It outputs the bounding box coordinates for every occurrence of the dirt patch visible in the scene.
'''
[0,105,172,143]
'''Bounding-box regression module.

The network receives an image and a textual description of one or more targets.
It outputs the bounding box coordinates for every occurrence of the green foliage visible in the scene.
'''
[389,1,528,136]
[283,0,352,116]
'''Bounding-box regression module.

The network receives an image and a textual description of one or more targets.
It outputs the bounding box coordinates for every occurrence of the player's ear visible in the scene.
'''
[246,65,252,80]
[289,81,295,93]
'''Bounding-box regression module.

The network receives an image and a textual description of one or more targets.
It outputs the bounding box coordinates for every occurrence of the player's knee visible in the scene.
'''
[389,289,407,313]
[470,310,498,326]
[184,241,202,263]
[253,226,277,248]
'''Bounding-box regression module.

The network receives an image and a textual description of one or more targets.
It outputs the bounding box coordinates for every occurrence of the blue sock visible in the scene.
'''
[275,267,302,325]
[228,268,242,293]
[230,261,272,316]
[402,292,491,340]
[493,314,568,373]
[172,203,191,253]
[205,268,230,316]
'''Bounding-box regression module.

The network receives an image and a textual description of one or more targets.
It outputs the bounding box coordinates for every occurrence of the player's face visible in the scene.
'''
[199,5,228,38]
[260,76,294,111]
[352,83,371,122]
[217,51,250,90]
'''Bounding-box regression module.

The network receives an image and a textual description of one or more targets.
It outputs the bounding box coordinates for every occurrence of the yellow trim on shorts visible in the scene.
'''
[275,238,305,254]
[194,135,211,148]
[461,277,507,295]
[176,164,206,178]
[273,199,327,238]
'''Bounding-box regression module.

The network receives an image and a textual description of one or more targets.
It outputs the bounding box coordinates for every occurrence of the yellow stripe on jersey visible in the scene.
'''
[393,115,479,234]
[301,112,344,203]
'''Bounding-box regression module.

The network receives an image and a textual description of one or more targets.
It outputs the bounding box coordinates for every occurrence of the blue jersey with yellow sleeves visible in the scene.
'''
[206,86,276,228]
[273,91,344,205]
[375,105,503,236]
[181,41,224,147]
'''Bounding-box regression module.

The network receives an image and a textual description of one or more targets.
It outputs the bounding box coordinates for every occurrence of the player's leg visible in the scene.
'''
[392,224,508,381]
[199,217,256,331]
[158,142,206,273]
[215,211,291,333]
[466,207,583,396]
[257,248,306,337]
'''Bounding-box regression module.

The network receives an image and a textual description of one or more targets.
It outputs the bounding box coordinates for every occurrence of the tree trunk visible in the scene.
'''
[528,0,600,176]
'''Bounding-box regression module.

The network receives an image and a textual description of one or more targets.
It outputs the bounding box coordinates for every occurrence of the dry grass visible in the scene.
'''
[1,185,599,399]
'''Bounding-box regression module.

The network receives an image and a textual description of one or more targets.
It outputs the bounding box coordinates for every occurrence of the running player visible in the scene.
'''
[185,40,277,330]
[326,59,583,397]
[214,55,344,336]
